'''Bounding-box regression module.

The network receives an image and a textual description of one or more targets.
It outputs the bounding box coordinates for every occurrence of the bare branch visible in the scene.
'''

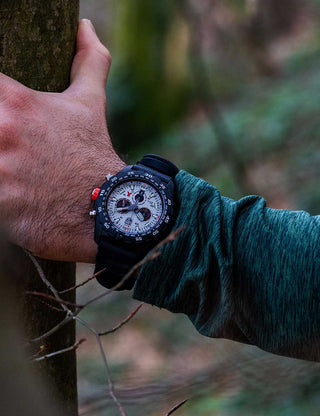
[31,338,86,362]
[29,296,66,313]
[27,291,83,309]
[24,229,183,416]
[25,250,128,416]
[24,250,69,313]
[75,316,127,416]
[29,315,73,344]
[99,303,143,336]
[165,399,189,416]
[59,268,106,294]
[28,344,49,360]
[25,251,77,345]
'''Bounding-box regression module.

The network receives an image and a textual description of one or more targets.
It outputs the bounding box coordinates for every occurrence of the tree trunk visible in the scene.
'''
[0,2,79,415]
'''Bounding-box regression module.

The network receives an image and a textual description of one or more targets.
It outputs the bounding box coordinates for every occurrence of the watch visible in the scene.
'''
[90,154,179,290]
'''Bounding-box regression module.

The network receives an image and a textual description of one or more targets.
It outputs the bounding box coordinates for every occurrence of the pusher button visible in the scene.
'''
[91,188,100,200]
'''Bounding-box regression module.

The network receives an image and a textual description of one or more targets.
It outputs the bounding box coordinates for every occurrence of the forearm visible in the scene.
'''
[133,171,320,361]
[0,19,127,263]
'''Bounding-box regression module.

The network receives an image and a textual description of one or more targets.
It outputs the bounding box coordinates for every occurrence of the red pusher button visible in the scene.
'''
[91,188,100,200]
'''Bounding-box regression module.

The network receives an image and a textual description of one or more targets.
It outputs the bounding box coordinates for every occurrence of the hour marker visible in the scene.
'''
[115,218,120,223]
[152,214,158,219]
[149,193,155,198]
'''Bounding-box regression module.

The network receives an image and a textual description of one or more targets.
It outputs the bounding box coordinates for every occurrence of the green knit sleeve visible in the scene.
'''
[133,170,320,361]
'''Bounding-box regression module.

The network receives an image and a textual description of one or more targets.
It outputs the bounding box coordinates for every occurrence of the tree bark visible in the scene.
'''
[0,1,79,415]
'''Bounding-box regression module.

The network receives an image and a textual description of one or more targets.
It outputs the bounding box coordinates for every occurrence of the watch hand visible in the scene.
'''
[117,203,138,213]
[116,208,129,213]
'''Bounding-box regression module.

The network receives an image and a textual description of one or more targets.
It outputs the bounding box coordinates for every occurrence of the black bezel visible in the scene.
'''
[94,167,175,244]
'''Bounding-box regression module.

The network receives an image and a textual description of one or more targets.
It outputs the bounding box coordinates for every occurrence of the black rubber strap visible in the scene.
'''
[95,240,150,290]
[137,154,179,178]
[95,154,178,290]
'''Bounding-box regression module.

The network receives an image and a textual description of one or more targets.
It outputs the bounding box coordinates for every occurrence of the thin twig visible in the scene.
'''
[25,251,127,415]
[28,344,49,360]
[25,249,75,344]
[24,227,184,414]
[75,316,127,416]
[29,296,66,313]
[165,399,189,416]
[24,250,69,312]
[99,303,143,336]
[59,268,106,294]
[31,338,86,362]
[26,291,83,309]
[29,315,73,344]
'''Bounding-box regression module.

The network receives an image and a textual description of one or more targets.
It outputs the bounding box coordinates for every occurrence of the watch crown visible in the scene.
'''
[91,188,100,200]
[105,173,113,181]
[89,210,97,218]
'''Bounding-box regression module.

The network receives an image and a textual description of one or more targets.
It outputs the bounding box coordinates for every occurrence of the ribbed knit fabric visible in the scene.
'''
[133,170,320,361]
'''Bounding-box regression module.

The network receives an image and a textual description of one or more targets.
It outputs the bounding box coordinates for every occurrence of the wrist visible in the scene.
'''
[37,152,127,264]
[78,154,127,263]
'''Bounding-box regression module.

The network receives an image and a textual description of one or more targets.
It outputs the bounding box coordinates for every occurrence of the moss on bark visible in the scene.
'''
[0,0,78,92]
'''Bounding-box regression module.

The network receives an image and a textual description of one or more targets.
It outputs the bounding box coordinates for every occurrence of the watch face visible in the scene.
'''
[106,180,164,236]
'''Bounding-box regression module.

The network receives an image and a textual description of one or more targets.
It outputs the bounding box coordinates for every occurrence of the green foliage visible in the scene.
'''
[134,49,320,204]
[78,2,320,415]
[225,374,320,416]
[107,0,191,152]
[184,396,227,415]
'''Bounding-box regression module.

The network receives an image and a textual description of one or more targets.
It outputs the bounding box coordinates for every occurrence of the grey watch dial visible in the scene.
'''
[106,179,164,236]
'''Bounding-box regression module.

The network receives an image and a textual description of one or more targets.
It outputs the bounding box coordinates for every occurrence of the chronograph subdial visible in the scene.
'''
[134,189,145,204]
[116,198,131,213]
[136,207,151,222]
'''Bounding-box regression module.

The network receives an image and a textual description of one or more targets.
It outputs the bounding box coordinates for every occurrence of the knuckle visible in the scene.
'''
[97,45,112,65]
[5,86,34,110]
[0,120,18,139]
[0,120,20,151]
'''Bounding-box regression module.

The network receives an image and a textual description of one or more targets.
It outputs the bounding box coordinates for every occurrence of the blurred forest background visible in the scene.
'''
[77,1,320,415]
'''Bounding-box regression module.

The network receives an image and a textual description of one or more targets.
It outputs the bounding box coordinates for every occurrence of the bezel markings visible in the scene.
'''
[94,170,174,244]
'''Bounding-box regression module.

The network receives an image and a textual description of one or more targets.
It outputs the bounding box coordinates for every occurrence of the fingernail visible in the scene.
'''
[82,18,96,34]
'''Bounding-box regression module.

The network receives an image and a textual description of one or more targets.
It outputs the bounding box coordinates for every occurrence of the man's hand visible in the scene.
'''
[0,19,126,263]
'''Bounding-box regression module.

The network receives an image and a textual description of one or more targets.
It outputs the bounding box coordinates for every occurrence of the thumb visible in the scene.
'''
[67,19,112,101]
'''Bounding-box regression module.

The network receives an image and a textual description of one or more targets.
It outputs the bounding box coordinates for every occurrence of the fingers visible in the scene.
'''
[66,19,112,103]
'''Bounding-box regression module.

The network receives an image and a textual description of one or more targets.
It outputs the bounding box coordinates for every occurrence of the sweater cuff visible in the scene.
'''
[133,170,208,315]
